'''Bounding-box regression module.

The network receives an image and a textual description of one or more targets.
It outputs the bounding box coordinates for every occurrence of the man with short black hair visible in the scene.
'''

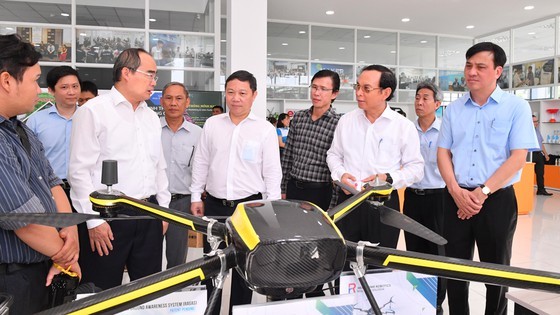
[190,70,281,314]
[211,105,224,115]
[78,80,98,106]
[437,42,539,314]
[0,34,80,314]
[532,114,552,196]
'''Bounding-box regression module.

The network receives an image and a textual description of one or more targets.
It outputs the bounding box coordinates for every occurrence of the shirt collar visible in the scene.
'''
[415,117,441,132]
[110,86,148,110]
[225,111,258,123]
[160,116,193,132]
[306,105,337,118]
[464,85,503,107]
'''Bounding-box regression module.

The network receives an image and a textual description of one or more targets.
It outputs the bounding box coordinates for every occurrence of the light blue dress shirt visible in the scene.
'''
[437,86,539,188]
[411,118,445,189]
[160,117,202,194]
[26,105,74,179]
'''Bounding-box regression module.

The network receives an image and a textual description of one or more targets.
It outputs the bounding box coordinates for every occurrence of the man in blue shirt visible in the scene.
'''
[403,81,446,314]
[0,34,80,314]
[437,42,539,315]
[27,66,81,202]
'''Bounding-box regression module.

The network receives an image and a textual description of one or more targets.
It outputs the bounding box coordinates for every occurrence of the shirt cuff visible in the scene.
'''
[191,192,202,203]
[86,219,106,229]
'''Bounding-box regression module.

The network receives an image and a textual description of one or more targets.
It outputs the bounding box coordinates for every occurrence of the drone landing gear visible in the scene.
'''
[204,218,229,315]
[350,241,382,315]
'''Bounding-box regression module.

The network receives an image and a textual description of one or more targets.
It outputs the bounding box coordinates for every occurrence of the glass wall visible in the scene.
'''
[0,0,217,92]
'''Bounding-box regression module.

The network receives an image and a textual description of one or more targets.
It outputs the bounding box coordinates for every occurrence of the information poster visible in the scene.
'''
[148,91,223,127]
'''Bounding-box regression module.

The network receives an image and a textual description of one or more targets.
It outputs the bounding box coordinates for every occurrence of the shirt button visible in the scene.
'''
[472,164,475,166]
[38,176,43,180]
[470,178,473,180]
[475,135,479,138]
[474,149,477,152]
[477,121,480,124]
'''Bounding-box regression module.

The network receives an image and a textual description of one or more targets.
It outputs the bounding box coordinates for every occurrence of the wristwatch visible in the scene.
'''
[480,184,491,196]
[385,173,393,185]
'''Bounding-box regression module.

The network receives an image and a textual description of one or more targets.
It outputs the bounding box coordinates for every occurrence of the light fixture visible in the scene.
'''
[220,39,226,42]
[6,27,13,30]
[466,25,475,29]
[299,31,306,34]
[60,12,69,17]
[149,18,157,22]
[524,5,535,10]
[528,32,536,35]
[420,40,428,44]
[325,10,335,15]
[338,47,345,50]
[79,33,87,36]
[281,43,288,46]
[390,50,396,54]
[401,18,410,22]
[363,35,371,39]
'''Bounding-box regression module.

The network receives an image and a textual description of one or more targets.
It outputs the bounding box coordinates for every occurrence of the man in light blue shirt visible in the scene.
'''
[437,42,539,315]
[160,82,202,268]
[27,66,80,200]
[403,81,446,314]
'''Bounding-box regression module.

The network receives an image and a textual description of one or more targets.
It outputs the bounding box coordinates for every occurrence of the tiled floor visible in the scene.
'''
[182,189,560,314]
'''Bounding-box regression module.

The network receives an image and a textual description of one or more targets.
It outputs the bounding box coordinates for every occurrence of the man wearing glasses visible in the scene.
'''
[280,69,342,298]
[327,65,424,249]
[68,48,171,289]
[160,82,202,268]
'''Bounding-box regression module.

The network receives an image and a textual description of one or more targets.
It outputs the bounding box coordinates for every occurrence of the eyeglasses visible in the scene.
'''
[133,68,159,83]
[352,83,383,93]
[310,85,333,93]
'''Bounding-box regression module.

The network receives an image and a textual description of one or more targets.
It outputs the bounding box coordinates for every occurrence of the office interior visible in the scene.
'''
[2,0,560,313]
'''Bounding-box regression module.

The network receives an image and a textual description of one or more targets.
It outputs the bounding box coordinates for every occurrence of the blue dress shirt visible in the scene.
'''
[437,86,539,188]
[26,105,74,179]
[411,118,445,189]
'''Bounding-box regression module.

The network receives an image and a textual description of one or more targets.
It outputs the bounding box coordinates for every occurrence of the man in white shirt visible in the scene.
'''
[190,70,281,315]
[68,48,171,290]
[160,82,202,268]
[327,64,424,249]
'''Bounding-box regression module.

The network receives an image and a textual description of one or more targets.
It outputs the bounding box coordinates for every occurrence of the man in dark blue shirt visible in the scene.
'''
[0,34,81,314]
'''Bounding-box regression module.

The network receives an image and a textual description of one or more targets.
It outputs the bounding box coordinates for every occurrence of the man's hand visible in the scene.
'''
[191,201,204,216]
[51,226,79,267]
[88,222,114,256]
[46,261,82,287]
[281,193,287,199]
[545,153,550,162]
[450,188,484,220]
[162,221,169,235]
[340,173,358,195]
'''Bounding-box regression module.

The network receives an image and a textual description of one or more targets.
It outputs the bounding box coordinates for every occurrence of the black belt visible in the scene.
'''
[407,187,445,196]
[291,179,331,189]
[171,193,190,201]
[459,185,513,194]
[206,193,262,208]
[60,179,71,190]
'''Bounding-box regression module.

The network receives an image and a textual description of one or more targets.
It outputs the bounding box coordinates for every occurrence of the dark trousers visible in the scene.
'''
[0,261,50,315]
[336,189,400,248]
[203,193,262,315]
[533,151,546,191]
[78,195,163,290]
[285,179,334,298]
[403,188,447,307]
[443,186,517,315]
[165,195,191,268]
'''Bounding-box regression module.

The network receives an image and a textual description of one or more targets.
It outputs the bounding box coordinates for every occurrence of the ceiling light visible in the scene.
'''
[60,12,69,17]
[401,18,410,22]
[267,53,271,56]
[299,31,306,34]
[79,33,87,36]
[390,50,396,54]
[281,43,288,46]
[149,18,156,22]
[528,32,536,35]
[338,47,345,50]
[6,27,13,30]
[466,25,475,29]
[325,10,335,15]
[524,5,535,10]
[420,40,428,44]
[363,35,371,39]
[220,39,226,42]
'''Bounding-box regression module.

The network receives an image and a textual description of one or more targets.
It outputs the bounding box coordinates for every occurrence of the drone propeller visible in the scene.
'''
[329,180,447,246]
[0,212,154,228]
[38,245,237,315]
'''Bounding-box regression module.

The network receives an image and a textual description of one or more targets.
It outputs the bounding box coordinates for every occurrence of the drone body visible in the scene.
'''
[228,199,347,298]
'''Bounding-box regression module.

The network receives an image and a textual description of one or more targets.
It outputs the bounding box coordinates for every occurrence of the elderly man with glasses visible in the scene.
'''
[327,65,424,249]
[68,48,171,290]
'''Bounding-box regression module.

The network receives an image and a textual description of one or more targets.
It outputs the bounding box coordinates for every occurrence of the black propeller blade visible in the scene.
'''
[0,213,154,228]
[376,204,447,246]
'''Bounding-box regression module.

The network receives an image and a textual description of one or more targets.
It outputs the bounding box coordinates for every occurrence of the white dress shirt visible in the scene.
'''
[160,117,202,194]
[68,87,171,229]
[327,106,424,189]
[190,112,282,202]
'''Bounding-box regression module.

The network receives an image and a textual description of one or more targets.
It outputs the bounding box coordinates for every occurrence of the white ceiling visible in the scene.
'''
[262,0,560,38]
